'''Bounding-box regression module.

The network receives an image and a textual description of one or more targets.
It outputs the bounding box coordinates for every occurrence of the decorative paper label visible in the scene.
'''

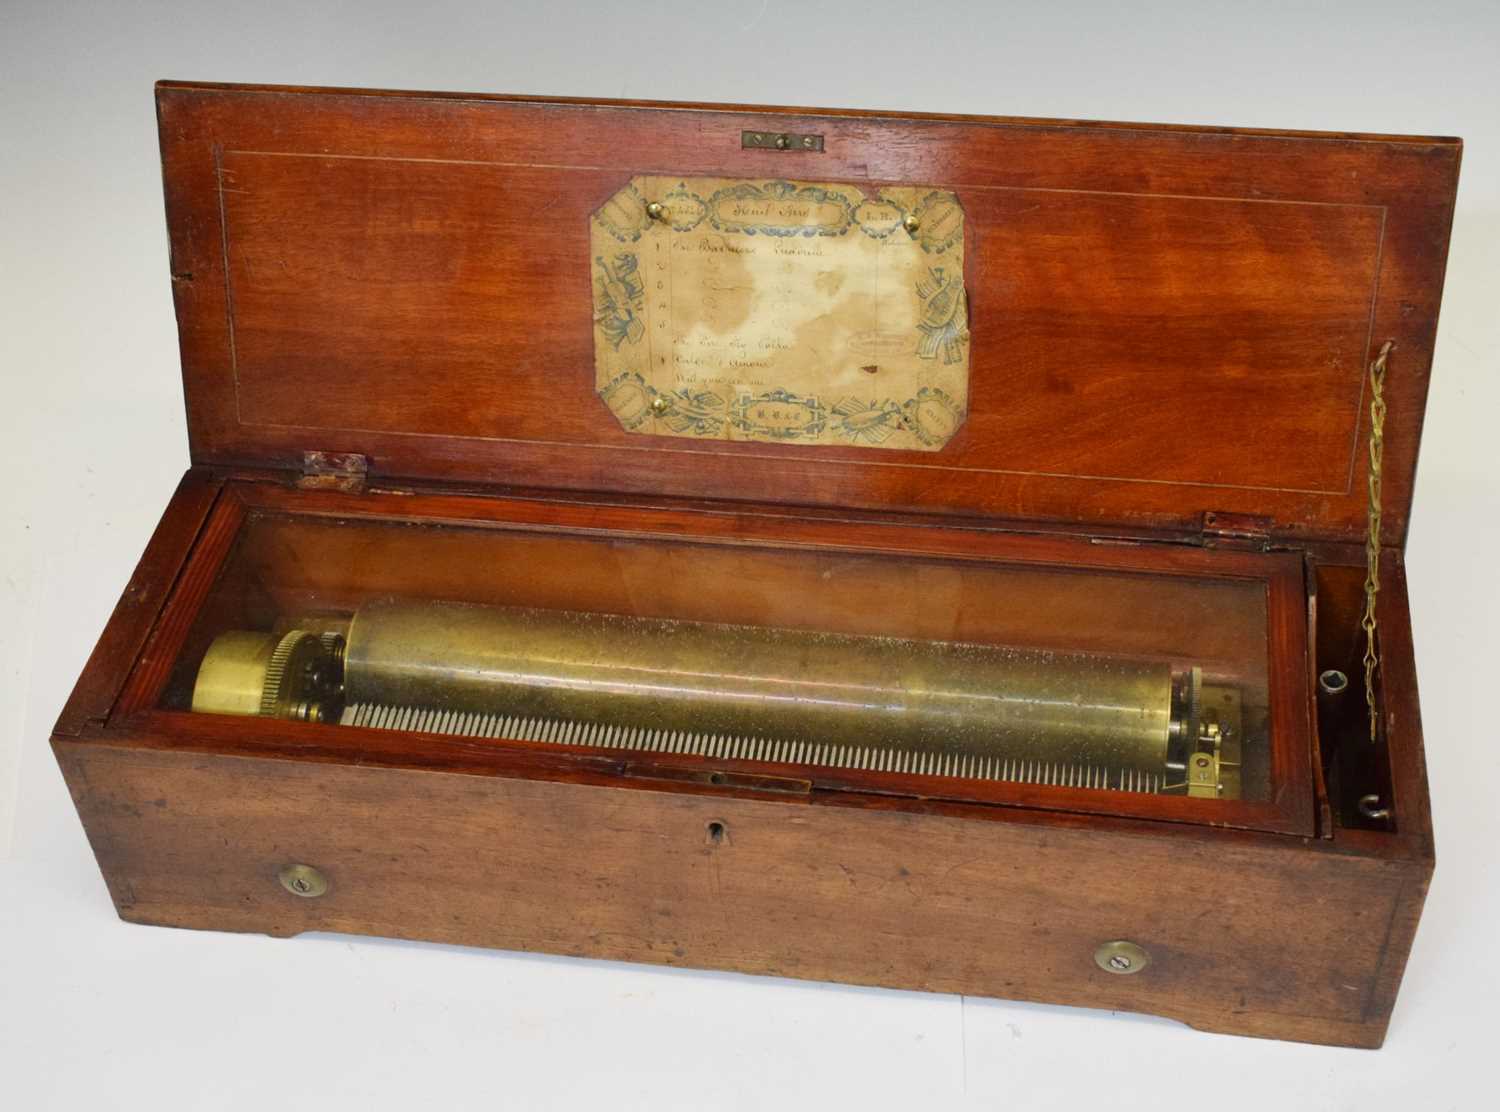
[591,176,968,451]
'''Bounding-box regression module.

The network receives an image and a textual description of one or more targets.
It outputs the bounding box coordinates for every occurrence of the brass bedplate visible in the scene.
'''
[192,598,1244,799]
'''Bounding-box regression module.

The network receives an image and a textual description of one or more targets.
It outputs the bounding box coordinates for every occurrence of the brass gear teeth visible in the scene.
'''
[1186,665,1204,745]
[260,630,316,718]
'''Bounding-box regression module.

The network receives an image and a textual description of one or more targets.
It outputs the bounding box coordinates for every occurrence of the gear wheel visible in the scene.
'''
[259,630,341,722]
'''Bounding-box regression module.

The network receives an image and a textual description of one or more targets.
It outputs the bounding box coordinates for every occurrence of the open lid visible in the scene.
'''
[157,82,1459,545]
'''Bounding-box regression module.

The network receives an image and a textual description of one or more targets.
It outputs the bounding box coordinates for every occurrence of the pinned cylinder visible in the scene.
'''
[342,598,1189,777]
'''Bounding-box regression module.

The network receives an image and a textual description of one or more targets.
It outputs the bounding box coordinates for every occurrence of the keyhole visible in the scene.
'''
[706,820,727,845]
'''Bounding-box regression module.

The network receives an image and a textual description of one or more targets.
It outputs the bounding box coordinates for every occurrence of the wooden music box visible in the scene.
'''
[53,81,1460,1047]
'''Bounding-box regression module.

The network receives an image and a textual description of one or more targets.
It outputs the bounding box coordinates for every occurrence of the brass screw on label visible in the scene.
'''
[278,863,329,898]
[1094,940,1150,975]
[903,214,921,234]
[650,395,671,415]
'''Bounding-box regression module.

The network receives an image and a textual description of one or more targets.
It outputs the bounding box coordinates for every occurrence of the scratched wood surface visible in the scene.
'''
[51,470,1434,1047]
[156,82,1459,544]
[55,728,1428,1048]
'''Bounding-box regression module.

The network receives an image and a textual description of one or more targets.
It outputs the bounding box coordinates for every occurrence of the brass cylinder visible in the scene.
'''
[192,631,280,717]
[344,598,1179,773]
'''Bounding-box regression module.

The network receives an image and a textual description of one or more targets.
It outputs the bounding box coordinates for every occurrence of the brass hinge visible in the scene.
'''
[1198,511,1272,551]
[297,451,368,492]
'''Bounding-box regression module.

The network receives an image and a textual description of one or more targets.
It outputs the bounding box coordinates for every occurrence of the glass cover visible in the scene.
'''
[163,509,1275,805]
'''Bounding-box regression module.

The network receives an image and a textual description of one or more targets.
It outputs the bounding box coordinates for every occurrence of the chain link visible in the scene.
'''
[1362,341,1394,743]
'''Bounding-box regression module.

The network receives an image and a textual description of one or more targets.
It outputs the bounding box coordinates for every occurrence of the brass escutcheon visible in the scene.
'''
[1094,939,1150,975]
[278,863,329,898]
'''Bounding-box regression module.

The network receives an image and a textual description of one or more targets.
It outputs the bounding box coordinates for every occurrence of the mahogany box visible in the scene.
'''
[51,81,1460,1048]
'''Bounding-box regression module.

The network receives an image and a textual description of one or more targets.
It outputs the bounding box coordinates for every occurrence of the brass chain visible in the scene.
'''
[1362,341,1394,742]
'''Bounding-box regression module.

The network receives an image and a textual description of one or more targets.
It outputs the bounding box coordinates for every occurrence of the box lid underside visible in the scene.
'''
[157,82,1460,545]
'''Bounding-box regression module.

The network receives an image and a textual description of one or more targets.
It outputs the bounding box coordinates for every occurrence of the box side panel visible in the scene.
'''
[52,472,223,738]
[55,739,1428,1047]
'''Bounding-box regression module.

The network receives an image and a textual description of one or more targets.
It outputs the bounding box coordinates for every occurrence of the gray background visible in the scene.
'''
[2,1,1496,1107]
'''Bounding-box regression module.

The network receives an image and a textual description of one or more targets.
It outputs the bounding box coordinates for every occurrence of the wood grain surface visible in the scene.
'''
[156,83,1460,544]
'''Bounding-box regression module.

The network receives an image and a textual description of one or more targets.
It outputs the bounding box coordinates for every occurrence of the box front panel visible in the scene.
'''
[55,739,1423,1047]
